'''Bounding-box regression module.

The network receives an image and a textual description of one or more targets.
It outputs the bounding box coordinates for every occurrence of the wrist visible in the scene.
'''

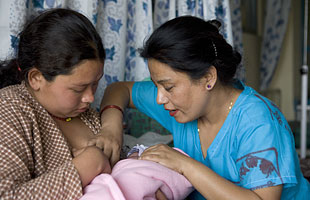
[180,156,197,176]
[100,105,124,116]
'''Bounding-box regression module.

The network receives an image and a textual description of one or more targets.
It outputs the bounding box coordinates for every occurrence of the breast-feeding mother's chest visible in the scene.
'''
[57,118,95,150]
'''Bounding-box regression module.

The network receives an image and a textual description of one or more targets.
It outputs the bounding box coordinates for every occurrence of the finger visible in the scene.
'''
[142,145,158,154]
[95,139,105,150]
[140,151,160,161]
[103,147,113,160]
[110,149,120,167]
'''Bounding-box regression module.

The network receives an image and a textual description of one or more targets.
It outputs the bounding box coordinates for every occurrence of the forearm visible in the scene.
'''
[100,81,135,112]
[100,82,135,132]
[182,157,262,200]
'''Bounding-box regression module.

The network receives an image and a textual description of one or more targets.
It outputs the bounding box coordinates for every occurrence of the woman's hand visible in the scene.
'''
[139,144,189,175]
[87,129,122,167]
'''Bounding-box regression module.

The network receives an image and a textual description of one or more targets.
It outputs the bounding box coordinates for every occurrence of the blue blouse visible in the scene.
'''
[132,81,310,199]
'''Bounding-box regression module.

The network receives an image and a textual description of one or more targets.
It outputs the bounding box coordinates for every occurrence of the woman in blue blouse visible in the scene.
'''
[100,16,310,199]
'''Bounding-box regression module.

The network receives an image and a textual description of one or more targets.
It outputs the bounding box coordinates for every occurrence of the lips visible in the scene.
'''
[169,110,178,116]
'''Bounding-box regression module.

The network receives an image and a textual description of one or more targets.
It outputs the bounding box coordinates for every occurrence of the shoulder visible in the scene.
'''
[132,81,157,106]
[0,83,38,129]
[133,81,156,93]
[230,86,292,141]
[0,84,21,102]
[230,86,293,151]
[0,84,26,113]
[234,86,282,125]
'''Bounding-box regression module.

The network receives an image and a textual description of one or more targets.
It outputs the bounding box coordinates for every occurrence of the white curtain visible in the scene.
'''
[0,0,152,110]
[154,0,233,43]
[93,0,153,109]
[154,0,245,82]
[230,0,245,82]
[259,0,291,91]
[0,0,242,110]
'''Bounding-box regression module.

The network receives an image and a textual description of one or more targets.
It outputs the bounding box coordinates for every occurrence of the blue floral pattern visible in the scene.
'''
[230,0,245,82]
[259,0,291,90]
[108,17,123,33]
[153,0,244,81]
[4,0,293,110]
[0,0,243,110]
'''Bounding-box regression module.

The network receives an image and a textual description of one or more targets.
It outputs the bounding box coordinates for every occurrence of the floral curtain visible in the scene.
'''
[0,0,153,110]
[0,0,243,109]
[259,0,291,91]
[154,0,245,82]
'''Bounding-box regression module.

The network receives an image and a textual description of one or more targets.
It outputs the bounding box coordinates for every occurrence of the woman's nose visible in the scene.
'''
[156,89,168,105]
[82,87,94,103]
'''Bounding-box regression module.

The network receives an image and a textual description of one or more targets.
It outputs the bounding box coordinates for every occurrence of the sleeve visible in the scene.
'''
[0,104,83,199]
[234,104,298,190]
[132,81,175,132]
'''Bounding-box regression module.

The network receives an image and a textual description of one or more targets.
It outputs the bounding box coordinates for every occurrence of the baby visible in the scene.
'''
[80,145,194,200]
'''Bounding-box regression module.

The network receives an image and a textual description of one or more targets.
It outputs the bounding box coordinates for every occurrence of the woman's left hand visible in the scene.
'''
[139,144,189,175]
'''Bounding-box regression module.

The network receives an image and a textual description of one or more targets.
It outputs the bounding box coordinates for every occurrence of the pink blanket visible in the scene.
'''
[80,149,193,200]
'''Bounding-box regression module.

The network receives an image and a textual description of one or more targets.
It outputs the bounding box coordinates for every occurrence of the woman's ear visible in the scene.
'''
[27,68,44,91]
[204,66,217,90]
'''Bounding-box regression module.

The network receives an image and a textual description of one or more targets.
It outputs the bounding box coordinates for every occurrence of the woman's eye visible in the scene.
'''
[165,86,173,92]
[72,88,84,93]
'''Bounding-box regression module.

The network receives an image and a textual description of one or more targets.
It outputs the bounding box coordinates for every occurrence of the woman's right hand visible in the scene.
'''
[99,82,135,166]
[86,127,123,167]
[72,146,111,187]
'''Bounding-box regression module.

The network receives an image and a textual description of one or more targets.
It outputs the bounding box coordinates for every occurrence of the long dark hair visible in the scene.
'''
[140,16,241,85]
[0,8,105,89]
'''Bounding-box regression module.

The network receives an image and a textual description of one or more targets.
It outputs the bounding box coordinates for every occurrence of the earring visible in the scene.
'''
[207,85,211,89]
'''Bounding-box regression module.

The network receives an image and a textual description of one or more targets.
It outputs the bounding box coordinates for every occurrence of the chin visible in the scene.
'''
[174,117,191,124]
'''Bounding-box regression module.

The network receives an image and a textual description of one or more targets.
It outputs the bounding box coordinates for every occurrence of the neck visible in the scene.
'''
[200,85,239,126]
[49,113,72,122]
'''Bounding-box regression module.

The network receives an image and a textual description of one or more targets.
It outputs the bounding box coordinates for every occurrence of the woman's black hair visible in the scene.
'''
[140,16,241,85]
[0,8,105,89]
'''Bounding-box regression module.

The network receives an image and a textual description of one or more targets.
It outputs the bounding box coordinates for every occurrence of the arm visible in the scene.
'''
[0,107,109,199]
[181,155,282,200]
[89,82,135,166]
[0,129,110,199]
[0,142,82,199]
[140,144,282,200]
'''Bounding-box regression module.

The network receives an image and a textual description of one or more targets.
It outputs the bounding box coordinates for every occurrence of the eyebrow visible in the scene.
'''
[72,83,89,87]
[151,77,171,84]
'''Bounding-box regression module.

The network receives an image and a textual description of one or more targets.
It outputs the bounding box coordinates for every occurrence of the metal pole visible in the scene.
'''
[300,0,308,159]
